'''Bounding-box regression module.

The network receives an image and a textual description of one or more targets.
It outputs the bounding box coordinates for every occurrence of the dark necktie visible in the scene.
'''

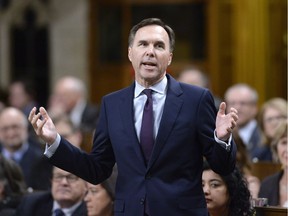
[140,89,154,163]
[54,209,65,216]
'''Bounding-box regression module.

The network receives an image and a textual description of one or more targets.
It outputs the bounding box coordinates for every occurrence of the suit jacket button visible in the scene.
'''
[140,198,145,205]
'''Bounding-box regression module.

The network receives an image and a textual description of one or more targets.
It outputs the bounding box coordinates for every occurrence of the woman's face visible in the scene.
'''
[277,136,287,167]
[202,170,229,215]
[84,182,113,216]
[263,107,286,139]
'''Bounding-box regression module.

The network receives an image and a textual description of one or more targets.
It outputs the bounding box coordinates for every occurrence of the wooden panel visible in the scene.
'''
[255,206,288,216]
[88,0,287,104]
[250,161,282,181]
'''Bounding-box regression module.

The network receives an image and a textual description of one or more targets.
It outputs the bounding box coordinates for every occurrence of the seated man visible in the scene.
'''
[14,166,87,216]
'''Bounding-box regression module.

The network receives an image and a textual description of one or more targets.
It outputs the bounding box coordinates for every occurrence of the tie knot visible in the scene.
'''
[54,208,65,216]
[143,89,152,98]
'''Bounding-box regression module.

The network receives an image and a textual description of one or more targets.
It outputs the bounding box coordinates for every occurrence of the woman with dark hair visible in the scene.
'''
[84,165,117,216]
[0,155,27,216]
[202,160,254,216]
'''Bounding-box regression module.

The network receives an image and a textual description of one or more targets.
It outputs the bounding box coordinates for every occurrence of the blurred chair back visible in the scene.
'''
[251,161,282,181]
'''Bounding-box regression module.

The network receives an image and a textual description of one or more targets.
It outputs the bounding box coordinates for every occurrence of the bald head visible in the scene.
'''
[52,76,87,113]
[0,107,28,151]
[178,68,209,88]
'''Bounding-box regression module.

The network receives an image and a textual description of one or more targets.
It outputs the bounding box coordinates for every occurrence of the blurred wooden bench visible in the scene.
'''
[255,206,288,216]
[250,161,282,181]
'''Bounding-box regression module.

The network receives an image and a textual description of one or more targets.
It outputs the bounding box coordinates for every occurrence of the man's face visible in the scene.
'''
[0,108,28,151]
[128,25,173,86]
[225,88,257,128]
[51,167,87,208]
[52,81,80,113]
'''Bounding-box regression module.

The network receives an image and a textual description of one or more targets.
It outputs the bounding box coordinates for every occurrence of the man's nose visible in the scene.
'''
[146,45,155,56]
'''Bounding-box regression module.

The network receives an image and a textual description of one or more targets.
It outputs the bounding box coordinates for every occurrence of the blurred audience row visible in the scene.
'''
[0,71,286,215]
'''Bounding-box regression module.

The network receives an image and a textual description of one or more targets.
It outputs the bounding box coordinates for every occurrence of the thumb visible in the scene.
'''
[218,102,226,115]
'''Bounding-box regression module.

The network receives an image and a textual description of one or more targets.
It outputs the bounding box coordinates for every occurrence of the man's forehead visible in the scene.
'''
[135,25,169,39]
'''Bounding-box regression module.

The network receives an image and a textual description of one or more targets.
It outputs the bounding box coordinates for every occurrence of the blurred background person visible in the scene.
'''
[8,79,38,118]
[177,67,222,109]
[0,155,27,216]
[48,75,99,135]
[233,131,260,198]
[15,166,88,216]
[84,165,117,216]
[258,121,288,207]
[0,107,48,190]
[0,88,8,113]
[224,83,261,161]
[202,160,254,216]
[255,97,288,161]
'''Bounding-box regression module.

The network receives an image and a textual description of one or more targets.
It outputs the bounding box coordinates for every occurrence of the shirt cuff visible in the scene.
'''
[44,134,61,158]
[214,130,232,151]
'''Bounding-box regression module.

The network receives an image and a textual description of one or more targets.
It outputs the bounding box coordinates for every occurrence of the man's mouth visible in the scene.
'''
[142,61,157,67]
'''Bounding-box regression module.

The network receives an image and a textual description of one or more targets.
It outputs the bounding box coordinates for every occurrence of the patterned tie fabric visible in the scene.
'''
[140,89,154,163]
[54,208,65,216]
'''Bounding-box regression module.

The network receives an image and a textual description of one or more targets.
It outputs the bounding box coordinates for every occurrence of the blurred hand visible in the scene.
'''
[28,107,57,145]
[215,102,238,141]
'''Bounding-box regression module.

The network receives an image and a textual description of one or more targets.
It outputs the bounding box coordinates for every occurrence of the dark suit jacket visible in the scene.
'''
[0,143,49,190]
[14,191,87,216]
[80,103,99,133]
[246,125,262,160]
[49,74,237,216]
[258,170,283,206]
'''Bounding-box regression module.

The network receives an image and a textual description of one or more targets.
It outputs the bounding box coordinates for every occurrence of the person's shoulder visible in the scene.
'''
[103,85,133,100]
[72,201,87,216]
[22,191,51,201]
[261,171,282,185]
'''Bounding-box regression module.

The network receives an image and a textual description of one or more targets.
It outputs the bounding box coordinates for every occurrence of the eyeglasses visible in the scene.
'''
[52,174,79,184]
[0,124,24,133]
[227,101,256,107]
[264,116,287,124]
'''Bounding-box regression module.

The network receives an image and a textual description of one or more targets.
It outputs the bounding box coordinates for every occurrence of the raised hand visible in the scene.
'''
[215,102,238,141]
[28,107,58,145]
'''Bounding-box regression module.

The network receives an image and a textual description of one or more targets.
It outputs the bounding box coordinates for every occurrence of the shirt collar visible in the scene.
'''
[53,201,83,216]
[134,75,168,98]
[2,142,29,162]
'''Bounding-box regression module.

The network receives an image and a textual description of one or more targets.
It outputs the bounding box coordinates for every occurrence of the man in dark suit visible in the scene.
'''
[15,166,87,216]
[48,75,99,134]
[224,83,261,160]
[0,107,49,190]
[29,18,239,216]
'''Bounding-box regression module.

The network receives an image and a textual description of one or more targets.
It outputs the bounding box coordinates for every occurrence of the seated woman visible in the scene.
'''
[202,160,254,216]
[258,121,287,207]
[84,165,117,216]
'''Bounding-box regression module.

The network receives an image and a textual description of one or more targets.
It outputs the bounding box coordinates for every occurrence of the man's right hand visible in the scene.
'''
[28,107,58,145]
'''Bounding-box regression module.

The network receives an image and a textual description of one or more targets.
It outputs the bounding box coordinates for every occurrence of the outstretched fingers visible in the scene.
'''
[29,107,45,136]
[226,107,238,132]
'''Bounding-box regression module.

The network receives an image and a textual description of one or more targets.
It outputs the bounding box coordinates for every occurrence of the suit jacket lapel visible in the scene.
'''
[118,84,147,166]
[148,74,183,169]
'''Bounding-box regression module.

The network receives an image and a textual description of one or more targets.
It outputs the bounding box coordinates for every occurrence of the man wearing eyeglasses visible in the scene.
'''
[15,166,88,216]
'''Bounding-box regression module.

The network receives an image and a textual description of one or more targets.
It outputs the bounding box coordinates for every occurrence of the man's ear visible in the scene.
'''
[168,53,173,66]
[128,47,132,62]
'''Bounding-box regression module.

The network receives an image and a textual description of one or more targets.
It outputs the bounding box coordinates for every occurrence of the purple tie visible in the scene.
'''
[140,89,154,163]
[54,209,65,216]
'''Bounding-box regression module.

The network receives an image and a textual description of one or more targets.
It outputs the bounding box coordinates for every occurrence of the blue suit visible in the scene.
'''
[50,74,236,216]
